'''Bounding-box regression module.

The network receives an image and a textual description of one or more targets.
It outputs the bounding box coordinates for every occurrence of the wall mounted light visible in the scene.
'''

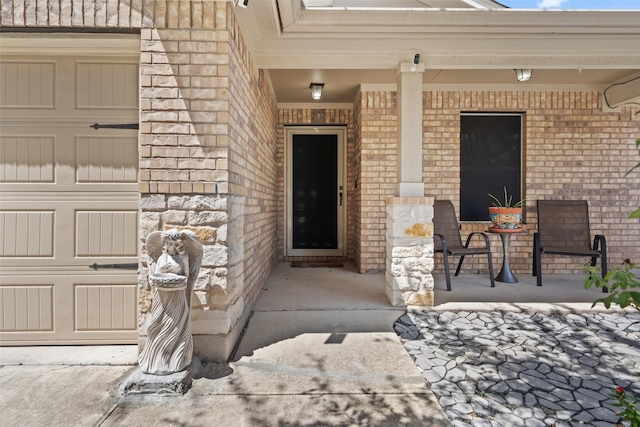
[514,69,533,82]
[310,83,324,100]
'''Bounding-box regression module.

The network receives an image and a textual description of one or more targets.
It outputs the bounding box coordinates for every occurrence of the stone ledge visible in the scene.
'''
[386,196,434,205]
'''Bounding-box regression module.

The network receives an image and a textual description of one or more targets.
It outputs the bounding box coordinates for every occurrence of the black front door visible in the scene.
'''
[286,127,345,256]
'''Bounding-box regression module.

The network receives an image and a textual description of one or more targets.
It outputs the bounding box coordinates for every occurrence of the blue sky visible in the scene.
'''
[499,0,640,9]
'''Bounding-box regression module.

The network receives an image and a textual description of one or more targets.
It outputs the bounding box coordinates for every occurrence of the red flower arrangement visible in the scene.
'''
[612,386,640,427]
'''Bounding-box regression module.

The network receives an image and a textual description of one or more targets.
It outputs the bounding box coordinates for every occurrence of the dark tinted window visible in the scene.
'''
[460,114,522,221]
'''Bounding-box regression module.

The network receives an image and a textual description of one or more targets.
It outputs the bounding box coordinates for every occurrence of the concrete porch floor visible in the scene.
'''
[231,262,615,363]
[256,261,612,312]
[0,262,624,427]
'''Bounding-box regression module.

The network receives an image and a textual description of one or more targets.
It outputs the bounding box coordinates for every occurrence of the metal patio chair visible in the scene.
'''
[533,200,607,288]
[433,200,495,291]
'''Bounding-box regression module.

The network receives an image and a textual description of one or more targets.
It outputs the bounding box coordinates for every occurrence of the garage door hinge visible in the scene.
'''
[89,263,139,270]
[90,123,139,130]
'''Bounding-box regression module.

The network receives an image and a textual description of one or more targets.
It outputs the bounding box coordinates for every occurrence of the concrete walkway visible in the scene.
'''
[0,262,634,427]
[0,263,448,426]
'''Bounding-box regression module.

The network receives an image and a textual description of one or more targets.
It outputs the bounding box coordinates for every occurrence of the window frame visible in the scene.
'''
[459,112,525,223]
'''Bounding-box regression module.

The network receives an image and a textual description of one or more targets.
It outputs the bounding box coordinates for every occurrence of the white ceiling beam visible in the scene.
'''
[256,52,640,70]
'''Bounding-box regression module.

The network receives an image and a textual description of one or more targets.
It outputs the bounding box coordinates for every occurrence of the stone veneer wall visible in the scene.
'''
[1,0,278,361]
[275,109,356,263]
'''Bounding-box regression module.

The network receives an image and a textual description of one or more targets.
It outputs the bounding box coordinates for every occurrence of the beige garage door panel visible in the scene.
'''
[1,125,138,193]
[0,200,138,268]
[0,134,55,183]
[1,56,138,115]
[0,61,56,109]
[0,283,54,332]
[0,209,55,258]
[1,46,139,345]
[0,273,138,345]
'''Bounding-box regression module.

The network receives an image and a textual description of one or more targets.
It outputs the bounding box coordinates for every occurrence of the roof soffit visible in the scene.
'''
[237,1,640,103]
[262,1,640,70]
[253,32,640,71]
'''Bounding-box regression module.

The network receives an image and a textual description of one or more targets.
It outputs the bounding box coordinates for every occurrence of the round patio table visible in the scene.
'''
[487,228,527,283]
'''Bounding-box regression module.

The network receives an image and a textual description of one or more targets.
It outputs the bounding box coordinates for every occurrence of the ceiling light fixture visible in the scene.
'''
[310,83,324,100]
[514,69,533,82]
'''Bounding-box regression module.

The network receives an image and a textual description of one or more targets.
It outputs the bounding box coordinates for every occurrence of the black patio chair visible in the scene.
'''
[533,200,607,289]
[433,200,495,291]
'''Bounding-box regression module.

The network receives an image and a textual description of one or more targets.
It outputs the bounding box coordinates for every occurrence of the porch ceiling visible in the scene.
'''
[234,0,640,105]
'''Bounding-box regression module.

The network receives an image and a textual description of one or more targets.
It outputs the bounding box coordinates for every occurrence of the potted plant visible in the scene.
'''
[488,186,525,230]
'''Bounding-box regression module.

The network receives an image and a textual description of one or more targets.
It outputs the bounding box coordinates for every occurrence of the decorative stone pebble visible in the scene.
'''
[524,419,546,427]
[396,311,640,427]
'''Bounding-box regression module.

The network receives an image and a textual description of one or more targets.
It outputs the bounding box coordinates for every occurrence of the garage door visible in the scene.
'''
[0,36,140,344]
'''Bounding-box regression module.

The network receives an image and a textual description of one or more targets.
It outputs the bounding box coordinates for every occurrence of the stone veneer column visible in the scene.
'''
[385,62,435,307]
[385,197,435,307]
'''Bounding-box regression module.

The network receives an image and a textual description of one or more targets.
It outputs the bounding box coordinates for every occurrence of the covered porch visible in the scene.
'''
[251,261,615,316]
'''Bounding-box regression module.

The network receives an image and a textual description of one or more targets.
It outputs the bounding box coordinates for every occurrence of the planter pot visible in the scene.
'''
[489,207,522,229]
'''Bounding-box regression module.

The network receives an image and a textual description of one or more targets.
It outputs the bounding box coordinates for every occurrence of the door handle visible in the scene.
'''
[339,192,343,206]
[89,263,138,270]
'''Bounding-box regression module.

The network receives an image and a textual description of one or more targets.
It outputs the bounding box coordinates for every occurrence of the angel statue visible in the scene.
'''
[139,229,203,375]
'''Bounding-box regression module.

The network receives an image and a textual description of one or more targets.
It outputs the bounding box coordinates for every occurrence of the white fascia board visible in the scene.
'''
[286,9,640,34]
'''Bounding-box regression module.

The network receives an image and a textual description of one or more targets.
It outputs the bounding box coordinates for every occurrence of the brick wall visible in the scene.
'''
[136,2,248,360]
[1,0,150,26]
[353,95,363,270]
[137,2,278,359]
[355,88,638,276]
[227,11,278,312]
[358,91,398,273]
[423,91,640,275]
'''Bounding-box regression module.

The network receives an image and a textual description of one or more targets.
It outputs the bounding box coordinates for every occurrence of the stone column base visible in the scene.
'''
[385,196,435,307]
